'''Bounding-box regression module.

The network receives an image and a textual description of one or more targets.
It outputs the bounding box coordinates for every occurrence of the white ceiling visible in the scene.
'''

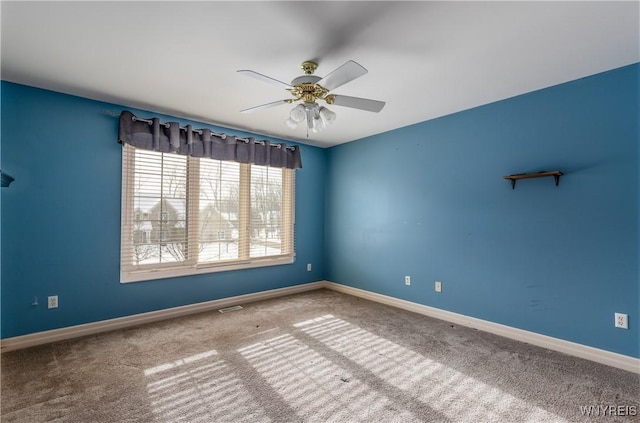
[1,1,638,148]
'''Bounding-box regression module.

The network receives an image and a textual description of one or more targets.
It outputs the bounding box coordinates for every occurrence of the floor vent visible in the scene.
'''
[218,305,243,313]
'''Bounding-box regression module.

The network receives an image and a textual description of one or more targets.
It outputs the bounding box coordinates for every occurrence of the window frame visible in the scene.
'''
[120,145,295,283]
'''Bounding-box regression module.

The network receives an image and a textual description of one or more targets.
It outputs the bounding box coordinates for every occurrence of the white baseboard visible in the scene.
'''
[0,281,326,353]
[323,281,640,374]
[3,280,638,374]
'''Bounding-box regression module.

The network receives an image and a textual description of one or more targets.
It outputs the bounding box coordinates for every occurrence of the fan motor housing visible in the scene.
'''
[290,75,328,104]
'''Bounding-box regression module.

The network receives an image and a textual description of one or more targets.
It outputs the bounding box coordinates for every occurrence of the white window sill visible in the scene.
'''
[120,256,295,283]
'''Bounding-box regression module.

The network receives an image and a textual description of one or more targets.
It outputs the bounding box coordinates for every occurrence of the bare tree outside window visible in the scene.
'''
[251,166,283,258]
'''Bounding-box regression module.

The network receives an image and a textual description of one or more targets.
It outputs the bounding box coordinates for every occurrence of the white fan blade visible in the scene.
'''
[237,70,292,89]
[318,60,368,91]
[240,100,291,114]
[330,95,385,112]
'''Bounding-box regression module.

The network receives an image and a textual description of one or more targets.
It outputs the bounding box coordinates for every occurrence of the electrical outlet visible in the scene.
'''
[435,281,442,293]
[307,263,312,272]
[405,276,411,286]
[615,313,628,329]
[48,296,58,309]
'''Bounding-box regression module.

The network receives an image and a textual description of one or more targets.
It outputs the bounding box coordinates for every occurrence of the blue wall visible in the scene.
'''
[1,82,326,338]
[2,64,638,359]
[325,64,639,358]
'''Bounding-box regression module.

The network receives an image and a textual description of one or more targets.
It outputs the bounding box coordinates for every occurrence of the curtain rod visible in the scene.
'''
[131,116,295,150]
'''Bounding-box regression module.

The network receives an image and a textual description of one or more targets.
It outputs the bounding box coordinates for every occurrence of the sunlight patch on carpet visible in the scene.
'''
[294,315,567,423]
[239,333,418,421]
[144,349,270,422]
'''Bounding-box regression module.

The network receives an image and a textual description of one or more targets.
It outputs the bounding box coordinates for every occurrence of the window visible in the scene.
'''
[120,145,295,283]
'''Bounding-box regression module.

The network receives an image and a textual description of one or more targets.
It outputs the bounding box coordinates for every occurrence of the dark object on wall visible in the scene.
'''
[503,170,563,189]
[1,170,15,187]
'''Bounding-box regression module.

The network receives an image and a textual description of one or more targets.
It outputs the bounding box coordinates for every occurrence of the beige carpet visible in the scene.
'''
[1,289,639,422]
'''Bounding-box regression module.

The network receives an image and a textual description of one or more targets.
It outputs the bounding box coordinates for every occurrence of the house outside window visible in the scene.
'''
[120,145,295,283]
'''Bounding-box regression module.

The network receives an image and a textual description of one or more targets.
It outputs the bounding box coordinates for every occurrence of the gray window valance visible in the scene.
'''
[118,111,302,169]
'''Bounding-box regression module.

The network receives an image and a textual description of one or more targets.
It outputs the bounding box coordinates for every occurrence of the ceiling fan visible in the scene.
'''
[237,60,385,134]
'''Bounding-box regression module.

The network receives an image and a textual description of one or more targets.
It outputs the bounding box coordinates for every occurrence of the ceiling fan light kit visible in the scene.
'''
[238,60,385,136]
[289,104,306,123]
[319,106,337,125]
[286,103,337,133]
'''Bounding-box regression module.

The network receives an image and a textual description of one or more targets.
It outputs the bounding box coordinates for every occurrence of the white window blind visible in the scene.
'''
[121,144,295,283]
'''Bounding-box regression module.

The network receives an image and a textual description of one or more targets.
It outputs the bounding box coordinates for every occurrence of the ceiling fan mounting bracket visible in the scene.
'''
[300,61,318,75]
